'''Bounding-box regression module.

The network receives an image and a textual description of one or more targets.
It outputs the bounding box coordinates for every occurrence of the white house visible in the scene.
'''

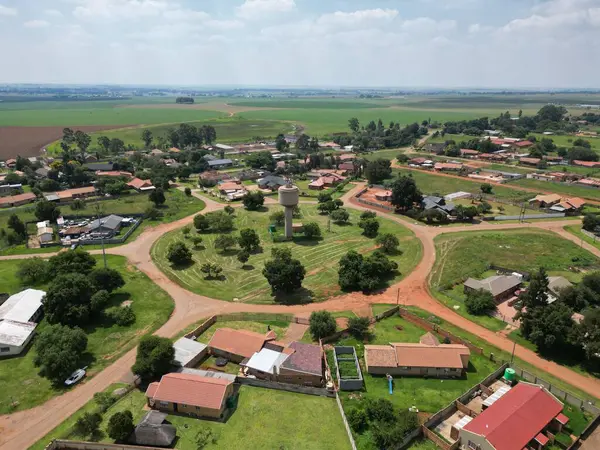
[0,289,46,356]
[37,227,54,243]
[0,320,37,356]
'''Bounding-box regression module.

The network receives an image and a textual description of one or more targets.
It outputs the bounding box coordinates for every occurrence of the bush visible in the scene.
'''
[309,311,336,340]
[303,222,321,238]
[90,290,111,312]
[224,205,235,215]
[182,226,191,237]
[359,218,379,238]
[132,335,175,382]
[270,210,285,225]
[107,410,134,442]
[144,205,161,220]
[205,211,234,232]
[375,233,400,254]
[365,398,396,423]
[75,412,102,438]
[242,191,265,210]
[191,236,203,248]
[214,234,237,252]
[360,211,377,220]
[330,208,350,224]
[17,258,49,285]
[184,187,192,196]
[70,199,86,211]
[94,392,116,412]
[237,250,250,267]
[347,408,368,432]
[348,316,371,339]
[201,262,223,279]
[106,306,136,326]
[317,192,332,203]
[465,289,497,315]
[167,241,193,266]
[194,214,210,231]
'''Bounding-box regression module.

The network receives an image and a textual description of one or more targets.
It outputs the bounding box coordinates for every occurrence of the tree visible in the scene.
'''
[246,151,274,170]
[17,258,49,285]
[347,408,368,432]
[191,236,203,249]
[348,316,371,339]
[194,214,210,231]
[303,222,321,238]
[149,188,166,206]
[132,335,175,381]
[359,218,379,237]
[317,192,332,203]
[338,250,397,292]
[108,410,134,442]
[88,268,125,293]
[270,210,285,225]
[35,200,61,223]
[48,249,96,276]
[184,187,192,196]
[309,311,336,340]
[75,412,102,438]
[390,176,422,211]
[360,211,377,220]
[575,309,600,360]
[182,226,191,237]
[167,241,193,266]
[524,302,575,353]
[375,233,399,254]
[262,247,306,294]
[201,262,223,279]
[348,117,360,133]
[318,201,337,214]
[205,211,234,232]
[242,191,265,211]
[237,250,250,267]
[97,136,111,152]
[214,234,237,252]
[34,324,88,384]
[145,205,161,220]
[330,208,350,224]
[7,214,26,238]
[465,289,497,315]
[141,129,153,148]
[74,130,92,156]
[91,290,111,312]
[224,205,235,215]
[106,305,136,326]
[480,183,493,194]
[296,133,310,150]
[43,273,95,325]
[238,228,260,252]
[568,146,598,162]
[364,159,392,184]
[71,199,85,211]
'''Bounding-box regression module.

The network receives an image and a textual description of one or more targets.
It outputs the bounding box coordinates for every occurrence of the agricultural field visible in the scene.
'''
[0,255,174,414]
[151,204,422,304]
[508,177,600,201]
[30,383,351,450]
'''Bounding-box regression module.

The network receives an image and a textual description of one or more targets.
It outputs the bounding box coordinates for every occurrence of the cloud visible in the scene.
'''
[236,0,296,20]
[73,0,171,20]
[501,0,600,32]
[24,19,50,28]
[316,8,399,28]
[44,9,63,17]
[0,4,17,16]
[163,8,210,21]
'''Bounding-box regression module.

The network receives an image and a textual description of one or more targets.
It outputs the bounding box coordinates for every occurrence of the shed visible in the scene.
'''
[130,411,176,448]
[172,337,208,368]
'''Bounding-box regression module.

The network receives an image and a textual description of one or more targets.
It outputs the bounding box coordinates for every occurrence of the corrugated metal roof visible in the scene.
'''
[0,289,45,323]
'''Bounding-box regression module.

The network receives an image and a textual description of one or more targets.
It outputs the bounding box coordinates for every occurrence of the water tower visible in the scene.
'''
[278,181,300,239]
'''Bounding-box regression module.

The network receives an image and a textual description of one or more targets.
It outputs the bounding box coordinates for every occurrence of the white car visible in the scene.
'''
[65,367,87,386]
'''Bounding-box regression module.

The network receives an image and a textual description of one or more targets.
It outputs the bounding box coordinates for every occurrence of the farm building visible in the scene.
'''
[460,149,480,157]
[145,373,234,419]
[519,157,541,166]
[463,275,522,302]
[0,288,46,356]
[434,162,463,172]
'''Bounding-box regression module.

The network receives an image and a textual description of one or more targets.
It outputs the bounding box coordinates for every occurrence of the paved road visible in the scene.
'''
[1,184,600,449]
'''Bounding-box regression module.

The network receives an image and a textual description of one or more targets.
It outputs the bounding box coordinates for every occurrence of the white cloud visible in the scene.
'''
[0,4,17,16]
[163,8,210,21]
[317,9,398,28]
[24,19,50,28]
[400,17,456,33]
[236,0,296,20]
[501,0,600,32]
[44,9,63,17]
[73,0,171,20]
[205,19,244,30]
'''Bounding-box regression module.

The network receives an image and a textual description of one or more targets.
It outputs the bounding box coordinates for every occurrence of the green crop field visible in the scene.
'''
[151,205,422,304]
[0,255,173,414]
[508,178,600,201]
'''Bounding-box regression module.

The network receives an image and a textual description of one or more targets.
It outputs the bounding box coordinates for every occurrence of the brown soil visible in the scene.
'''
[0,125,131,158]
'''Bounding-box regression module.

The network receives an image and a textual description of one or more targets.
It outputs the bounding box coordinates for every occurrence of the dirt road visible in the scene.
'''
[1,184,600,450]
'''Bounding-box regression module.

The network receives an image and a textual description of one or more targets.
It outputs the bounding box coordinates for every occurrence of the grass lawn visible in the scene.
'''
[151,205,422,304]
[430,229,598,290]
[294,180,354,200]
[565,224,600,251]
[405,438,439,450]
[509,178,600,201]
[0,254,174,414]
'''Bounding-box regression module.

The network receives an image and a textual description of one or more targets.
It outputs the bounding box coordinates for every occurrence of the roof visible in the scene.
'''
[519,157,541,164]
[280,341,323,376]
[548,276,573,295]
[173,337,207,366]
[559,197,586,209]
[422,196,455,214]
[131,411,176,447]
[258,175,287,186]
[464,275,522,297]
[365,345,398,367]
[530,193,562,204]
[207,159,233,166]
[37,227,53,236]
[463,383,564,450]
[460,149,480,155]
[127,178,154,190]
[392,343,470,369]
[89,214,124,231]
[95,171,132,178]
[219,182,243,191]
[44,193,60,202]
[513,140,534,147]
[0,289,45,323]
[434,162,463,170]
[339,163,355,171]
[244,348,290,374]
[419,332,440,346]
[215,143,234,150]
[339,153,355,160]
[57,186,96,199]
[0,192,36,206]
[573,160,600,167]
[146,372,233,410]
[84,162,114,171]
[208,328,267,358]
[0,319,37,347]
[483,385,511,407]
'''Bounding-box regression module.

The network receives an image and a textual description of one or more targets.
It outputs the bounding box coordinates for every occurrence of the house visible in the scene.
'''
[463,275,522,302]
[127,178,155,192]
[459,382,569,450]
[309,174,345,190]
[208,328,272,363]
[35,167,50,178]
[37,227,53,243]
[0,184,23,196]
[84,162,115,172]
[338,162,355,174]
[200,171,232,183]
[129,410,176,448]
[95,170,133,179]
[409,157,428,166]
[257,175,287,191]
[511,140,534,149]
[150,149,165,157]
[145,372,234,419]
[573,160,600,168]
[339,153,356,161]
[88,214,124,235]
[214,143,234,152]
[547,276,573,301]
[207,159,234,169]
[550,197,586,214]
[576,178,600,188]
[478,153,508,161]
[519,157,542,166]
[375,190,392,201]
[45,186,97,203]
[241,347,293,380]
[5,158,16,168]
[528,173,558,182]
[529,194,562,208]
[0,289,46,356]
[421,196,455,216]
[434,162,463,171]
[460,149,480,158]
[172,337,208,368]
[0,192,37,208]
[277,341,324,386]
[364,336,470,377]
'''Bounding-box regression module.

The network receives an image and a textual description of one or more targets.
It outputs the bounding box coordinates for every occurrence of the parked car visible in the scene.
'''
[65,367,87,386]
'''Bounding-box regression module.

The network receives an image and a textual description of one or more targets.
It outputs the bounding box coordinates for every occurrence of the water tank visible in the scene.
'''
[503,368,516,383]
[279,185,299,207]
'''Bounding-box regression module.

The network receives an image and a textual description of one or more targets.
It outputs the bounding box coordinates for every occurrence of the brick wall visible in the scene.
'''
[184,316,217,339]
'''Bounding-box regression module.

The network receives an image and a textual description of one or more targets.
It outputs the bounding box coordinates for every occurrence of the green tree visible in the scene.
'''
[107,410,134,442]
[375,233,400,254]
[48,249,96,276]
[347,408,368,432]
[338,250,397,292]
[242,191,265,211]
[184,187,192,196]
[330,208,350,224]
[214,234,237,252]
[149,188,166,206]
[166,241,193,266]
[205,211,234,232]
[141,129,153,148]
[465,289,497,315]
[201,262,223,279]
[88,268,125,293]
[132,335,175,381]
[90,290,111,312]
[237,250,250,267]
[182,226,191,237]
[106,306,136,326]
[480,183,493,194]
[364,159,392,184]
[7,214,26,238]
[43,273,96,325]
[70,199,85,211]
[270,210,285,225]
[317,192,332,203]
[359,218,379,238]
[348,117,360,133]
[309,311,336,340]
[348,316,371,339]
[262,247,306,294]
[194,214,210,231]
[75,412,102,438]
[35,200,61,222]
[97,136,111,152]
[360,211,377,220]
[191,236,203,249]
[224,205,235,215]
[34,324,88,384]
[144,205,161,220]
[17,258,49,285]
[303,222,321,238]
[238,228,260,252]
[390,176,422,211]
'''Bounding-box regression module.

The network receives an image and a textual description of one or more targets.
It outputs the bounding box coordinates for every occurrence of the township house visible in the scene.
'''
[434,162,463,172]
[308,172,346,190]
[127,178,156,192]
[44,186,97,203]
[459,382,570,450]
[364,332,470,378]
[528,194,562,208]
[519,157,541,167]
[421,196,456,217]
[0,192,36,208]
[0,289,45,356]
[573,160,600,168]
[460,149,480,158]
[208,328,324,386]
[463,275,522,302]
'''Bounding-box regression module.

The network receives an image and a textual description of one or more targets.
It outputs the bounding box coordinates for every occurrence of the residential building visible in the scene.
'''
[573,160,600,168]
[528,173,558,182]
[200,171,231,183]
[0,184,23,196]
[146,373,234,419]
[172,337,208,368]
[150,149,165,157]
[127,178,156,192]
[241,347,293,380]
[214,144,234,152]
[0,289,46,356]
[309,173,345,190]
[460,149,480,158]
[35,167,50,178]
[463,275,522,302]
[88,214,124,235]
[424,142,447,153]
[547,276,573,301]
[208,328,272,363]
[519,157,541,166]
[37,227,54,243]
[364,335,470,377]
[0,192,37,208]
[434,162,463,171]
[84,162,115,172]
[257,175,287,191]
[529,194,562,208]
[511,140,534,149]
[459,382,569,450]
[478,153,508,161]
[339,153,356,161]
[576,178,600,188]
[207,159,234,169]
[95,170,133,179]
[421,196,456,216]
[375,190,392,201]
[278,341,324,386]
[129,411,176,448]
[550,197,586,214]
[338,162,355,174]
[409,157,428,166]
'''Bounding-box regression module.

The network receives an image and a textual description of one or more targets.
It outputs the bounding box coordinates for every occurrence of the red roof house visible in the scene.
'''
[459,383,567,450]
[573,160,600,168]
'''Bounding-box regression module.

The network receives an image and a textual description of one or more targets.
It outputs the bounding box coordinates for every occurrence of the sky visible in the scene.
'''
[1,0,599,88]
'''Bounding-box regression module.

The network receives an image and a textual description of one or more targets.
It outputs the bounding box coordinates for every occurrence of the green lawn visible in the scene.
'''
[294,180,354,200]
[151,205,422,304]
[0,254,174,414]
[565,224,600,251]
[509,178,600,201]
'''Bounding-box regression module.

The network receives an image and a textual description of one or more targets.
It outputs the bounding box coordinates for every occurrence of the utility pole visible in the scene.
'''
[510,340,517,365]
[94,203,107,268]
[396,287,400,305]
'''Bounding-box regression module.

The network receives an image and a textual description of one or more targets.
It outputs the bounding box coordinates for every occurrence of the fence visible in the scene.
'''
[421,428,460,450]
[567,414,600,450]
[336,392,358,450]
[184,315,216,339]
[483,212,565,221]
[237,377,334,397]
[581,228,600,242]
[398,308,484,354]
[334,346,364,391]
[183,313,295,340]
[356,197,396,212]
[45,440,164,450]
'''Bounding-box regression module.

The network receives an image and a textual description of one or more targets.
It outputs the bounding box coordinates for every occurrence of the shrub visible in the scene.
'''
[465,289,497,315]
[242,191,265,210]
[166,241,193,266]
[375,233,400,254]
[144,205,161,220]
[359,218,379,238]
[309,311,336,340]
[17,258,49,285]
[194,214,210,231]
[132,335,174,381]
[330,208,350,224]
[347,316,371,339]
[347,408,368,432]
[94,392,116,412]
[107,410,134,442]
[106,306,136,326]
[184,187,192,196]
[360,210,377,220]
[270,210,285,225]
[75,412,102,438]
[303,222,321,238]
[224,205,235,215]
[214,234,237,252]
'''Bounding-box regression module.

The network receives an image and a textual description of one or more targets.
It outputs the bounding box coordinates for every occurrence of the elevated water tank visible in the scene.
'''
[278,185,299,207]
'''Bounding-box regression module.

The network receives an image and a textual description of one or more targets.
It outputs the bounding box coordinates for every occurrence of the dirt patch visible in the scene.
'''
[0,125,132,158]
[120,300,133,307]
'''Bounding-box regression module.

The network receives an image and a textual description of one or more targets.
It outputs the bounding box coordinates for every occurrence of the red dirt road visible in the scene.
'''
[1,185,600,450]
